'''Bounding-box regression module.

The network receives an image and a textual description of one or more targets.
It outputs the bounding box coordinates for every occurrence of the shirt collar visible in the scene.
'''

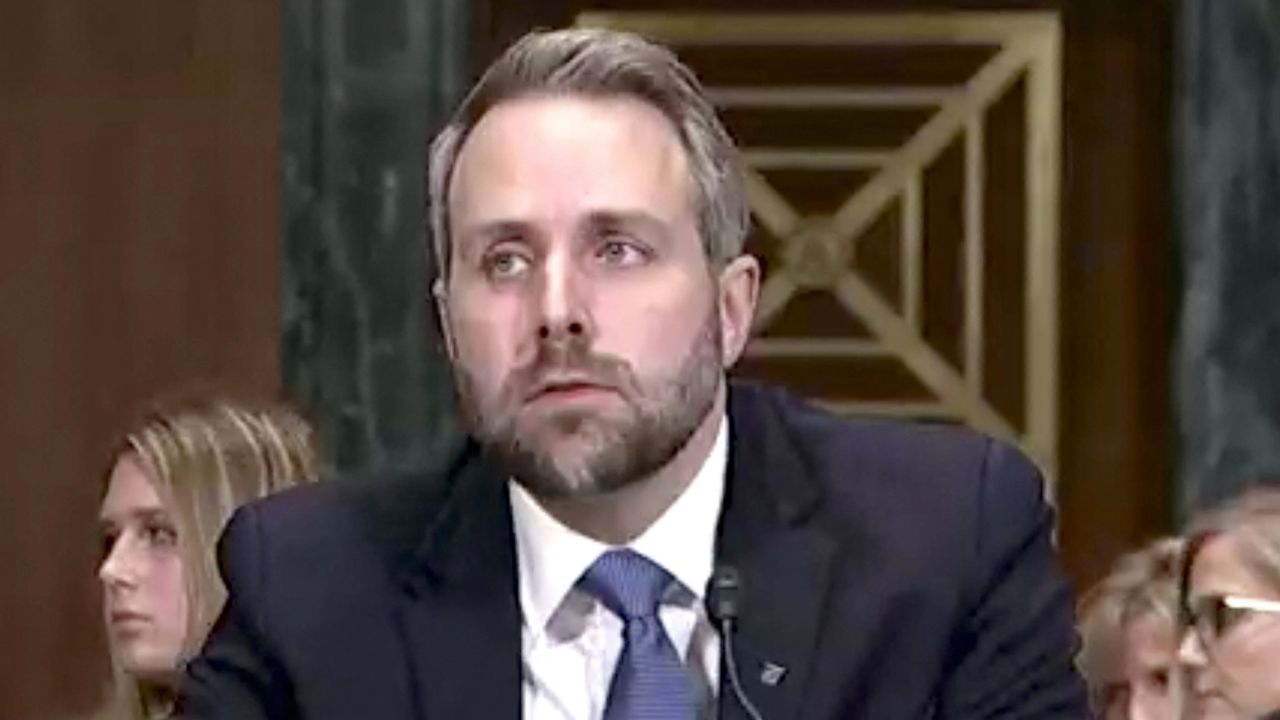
[510,413,728,638]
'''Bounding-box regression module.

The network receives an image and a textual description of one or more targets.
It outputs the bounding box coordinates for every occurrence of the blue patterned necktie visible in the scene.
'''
[579,549,696,720]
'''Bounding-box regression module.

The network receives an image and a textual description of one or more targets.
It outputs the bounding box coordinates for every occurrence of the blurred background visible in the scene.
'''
[4,0,1278,716]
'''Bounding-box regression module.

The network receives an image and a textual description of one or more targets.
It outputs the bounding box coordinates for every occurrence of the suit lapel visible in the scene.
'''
[717,384,837,720]
[394,449,523,719]
[384,383,836,720]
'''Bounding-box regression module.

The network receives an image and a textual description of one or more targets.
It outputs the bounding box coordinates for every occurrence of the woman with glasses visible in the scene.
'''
[1180,487,1280,720]
[1078,537,1185,719]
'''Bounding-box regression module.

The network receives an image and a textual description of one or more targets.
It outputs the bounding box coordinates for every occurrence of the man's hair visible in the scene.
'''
[427,27,749,280]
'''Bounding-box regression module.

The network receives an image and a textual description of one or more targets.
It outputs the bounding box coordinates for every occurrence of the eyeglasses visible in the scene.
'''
[1186,594,1280,642]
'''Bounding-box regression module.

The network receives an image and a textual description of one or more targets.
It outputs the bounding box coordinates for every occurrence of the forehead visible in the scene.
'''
[1123,612,1177,667]
[448,94,694,234]
[101,452,163,517]
[1191,533,1273,595]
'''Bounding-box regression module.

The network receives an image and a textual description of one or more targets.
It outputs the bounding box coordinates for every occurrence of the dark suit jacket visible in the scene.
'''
[180,382,1087,719]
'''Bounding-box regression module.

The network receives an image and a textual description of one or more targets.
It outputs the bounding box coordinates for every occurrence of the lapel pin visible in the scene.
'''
[759,661,787,687]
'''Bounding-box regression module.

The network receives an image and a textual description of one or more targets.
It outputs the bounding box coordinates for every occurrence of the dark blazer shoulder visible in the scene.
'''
[731,379,1027,500]
[225,443,468,587]
[729,380,1049,595]
[728,382,1083,718]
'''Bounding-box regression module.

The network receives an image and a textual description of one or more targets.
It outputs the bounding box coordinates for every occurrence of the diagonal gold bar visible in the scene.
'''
[753,274,798,333]
[833,273,1018,441]
[827,40,1033,245]
[744,168,801,239]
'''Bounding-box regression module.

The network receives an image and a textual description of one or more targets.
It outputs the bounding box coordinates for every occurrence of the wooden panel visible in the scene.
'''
[0,1,281,716]
[1056,1,1174,587]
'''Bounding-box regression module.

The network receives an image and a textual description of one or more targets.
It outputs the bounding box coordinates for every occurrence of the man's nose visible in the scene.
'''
[535,250,592,343]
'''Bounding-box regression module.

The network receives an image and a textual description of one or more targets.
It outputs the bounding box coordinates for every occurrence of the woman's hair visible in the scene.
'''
[97,395,322,719]
[1077,536,1185,716]
[1180,486,1280,606]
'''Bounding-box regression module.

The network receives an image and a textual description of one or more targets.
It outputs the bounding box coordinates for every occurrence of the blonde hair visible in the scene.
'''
[96,396,322,719]
[1077,536,1185,717]
[1181,486,1280,601]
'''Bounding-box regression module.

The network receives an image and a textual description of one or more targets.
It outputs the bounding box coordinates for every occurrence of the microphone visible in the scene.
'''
[706,565,765,720]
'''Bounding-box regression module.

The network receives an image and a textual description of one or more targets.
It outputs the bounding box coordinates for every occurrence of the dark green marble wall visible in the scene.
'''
[1177,0,1280,515]
[281,0,467,472]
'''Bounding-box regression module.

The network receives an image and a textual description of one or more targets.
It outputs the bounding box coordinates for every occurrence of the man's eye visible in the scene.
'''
[596,239,648,267]
[484,251,531,280]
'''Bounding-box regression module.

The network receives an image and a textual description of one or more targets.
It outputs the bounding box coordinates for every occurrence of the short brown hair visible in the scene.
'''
[427,27,749,280]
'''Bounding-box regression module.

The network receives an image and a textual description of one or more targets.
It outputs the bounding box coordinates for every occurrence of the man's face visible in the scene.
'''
[441,94,753,498]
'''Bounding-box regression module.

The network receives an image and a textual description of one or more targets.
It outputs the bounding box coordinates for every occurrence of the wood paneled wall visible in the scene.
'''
[0,2,281,716]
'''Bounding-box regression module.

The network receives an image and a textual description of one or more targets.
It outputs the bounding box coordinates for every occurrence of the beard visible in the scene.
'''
[454,313,723,500]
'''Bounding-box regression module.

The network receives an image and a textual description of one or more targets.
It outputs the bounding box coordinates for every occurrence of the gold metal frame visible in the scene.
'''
[577,12,1062,495]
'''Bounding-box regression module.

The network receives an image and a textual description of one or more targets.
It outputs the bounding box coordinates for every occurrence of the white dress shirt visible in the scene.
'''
[510,415,727,720]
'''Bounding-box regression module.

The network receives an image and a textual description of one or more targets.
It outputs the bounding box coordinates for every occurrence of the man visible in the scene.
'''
[181,28,1087,719]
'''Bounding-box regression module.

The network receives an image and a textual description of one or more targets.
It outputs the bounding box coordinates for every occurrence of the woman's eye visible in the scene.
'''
[99,532,119,560]
[142,523,178,548]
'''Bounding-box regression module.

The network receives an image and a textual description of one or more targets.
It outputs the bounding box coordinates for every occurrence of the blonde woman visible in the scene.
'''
[1078,537,1186,720]
[93,397,321,719]
[1179,488,1280,720]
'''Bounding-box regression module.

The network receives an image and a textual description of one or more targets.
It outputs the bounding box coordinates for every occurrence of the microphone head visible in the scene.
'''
[706,565,742,622]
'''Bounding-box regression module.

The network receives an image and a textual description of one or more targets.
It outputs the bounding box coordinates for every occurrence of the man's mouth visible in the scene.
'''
[526,377,616,404]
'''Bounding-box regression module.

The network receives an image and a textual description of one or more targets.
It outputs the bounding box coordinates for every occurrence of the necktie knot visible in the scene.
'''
[580,549,674,621]
[578,549,695,719]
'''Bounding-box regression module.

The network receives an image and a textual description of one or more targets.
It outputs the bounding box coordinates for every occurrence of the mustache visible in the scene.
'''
[505,337,637,402]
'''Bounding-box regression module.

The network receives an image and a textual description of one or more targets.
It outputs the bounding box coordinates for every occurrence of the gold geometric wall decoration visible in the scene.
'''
[576,12,1062,498]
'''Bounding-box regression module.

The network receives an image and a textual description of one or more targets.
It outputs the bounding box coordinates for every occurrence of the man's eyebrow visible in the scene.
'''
[583,209,668,232]
[453,211,671,252]
[456,219,535,244]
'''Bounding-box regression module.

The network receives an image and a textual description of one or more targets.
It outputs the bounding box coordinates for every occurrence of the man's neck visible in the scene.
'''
[538,385,726,545]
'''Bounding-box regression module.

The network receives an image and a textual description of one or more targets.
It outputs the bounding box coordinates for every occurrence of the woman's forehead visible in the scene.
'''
[101,453,164,519]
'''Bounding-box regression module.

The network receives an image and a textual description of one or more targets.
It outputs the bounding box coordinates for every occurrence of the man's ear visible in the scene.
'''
[716,254,760,368]
[433,277,458,361]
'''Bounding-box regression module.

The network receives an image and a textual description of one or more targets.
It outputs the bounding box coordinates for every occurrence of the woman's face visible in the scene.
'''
[1120,612,1179,720]
[98,453,188,683]
[1181,533,1280,719]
